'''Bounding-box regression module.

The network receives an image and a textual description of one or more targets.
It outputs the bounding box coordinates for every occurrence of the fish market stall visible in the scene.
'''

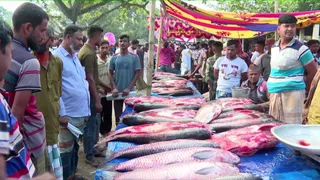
[95,74,320,179]
[96,108,320,180]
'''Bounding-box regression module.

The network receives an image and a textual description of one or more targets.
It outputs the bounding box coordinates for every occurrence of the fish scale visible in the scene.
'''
[107,147,240,172]
[105,139,220,162]
[98,122,212,145]
[109,162,240,180]
[122,107,198,126]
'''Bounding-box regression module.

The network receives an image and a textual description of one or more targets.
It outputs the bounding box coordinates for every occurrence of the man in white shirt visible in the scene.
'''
[252,39,266,65]
[214,40,248,99]
[179,44,192,75]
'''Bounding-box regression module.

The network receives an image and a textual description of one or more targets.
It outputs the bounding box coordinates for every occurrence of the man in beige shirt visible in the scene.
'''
[97,40,112,136]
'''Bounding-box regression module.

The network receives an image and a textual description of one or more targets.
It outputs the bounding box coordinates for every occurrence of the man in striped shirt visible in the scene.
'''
[3,2,49,175]
[267,14,318,124]
[0,18,55,180]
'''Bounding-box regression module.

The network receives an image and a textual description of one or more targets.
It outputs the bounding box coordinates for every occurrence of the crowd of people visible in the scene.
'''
[0,2,144,180]
[1,2,320,180]
[156,14,320,126]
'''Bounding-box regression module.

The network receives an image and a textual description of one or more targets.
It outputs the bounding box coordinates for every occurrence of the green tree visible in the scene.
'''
[0,6,13,27]
[213,0,320,13]
[33,0,149,40]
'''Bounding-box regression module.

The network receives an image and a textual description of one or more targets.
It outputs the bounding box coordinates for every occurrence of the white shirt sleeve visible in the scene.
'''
[250,51,260,62]
[214,56,223,70]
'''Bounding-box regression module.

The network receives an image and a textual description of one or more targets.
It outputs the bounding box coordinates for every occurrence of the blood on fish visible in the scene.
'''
[298,140,310,146]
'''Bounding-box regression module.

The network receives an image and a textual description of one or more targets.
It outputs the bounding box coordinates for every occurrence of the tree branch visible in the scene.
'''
[79,1,108,15]
[125,1,149,11]
[88,2,125,26]
[53,0,71,19]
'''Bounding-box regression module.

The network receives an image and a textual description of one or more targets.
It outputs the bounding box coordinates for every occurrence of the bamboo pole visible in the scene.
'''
[146,0,156,96]
[155,12,164,72]
[274,0,279,40]
[312,24,319,40]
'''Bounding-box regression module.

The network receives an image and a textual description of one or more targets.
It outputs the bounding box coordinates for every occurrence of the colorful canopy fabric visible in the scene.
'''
[154,17,216,39]
[163,0,320,38]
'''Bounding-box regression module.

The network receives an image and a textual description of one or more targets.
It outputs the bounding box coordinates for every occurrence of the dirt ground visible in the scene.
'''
[76,103,119,180]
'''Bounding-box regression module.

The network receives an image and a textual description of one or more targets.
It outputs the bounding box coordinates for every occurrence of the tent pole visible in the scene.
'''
[274,0,279,40]
[155,12,164,72]
[146,0,156,96]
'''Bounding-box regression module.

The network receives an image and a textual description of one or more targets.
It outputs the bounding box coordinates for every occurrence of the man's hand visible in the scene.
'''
[95,102,103,113]
[18,121,25,135]
[104,86,112,94]
[59,116,68,127]
[32,172,56,180]
[208,81,213,90]
[112,88,119,97]
[122,88,130,96]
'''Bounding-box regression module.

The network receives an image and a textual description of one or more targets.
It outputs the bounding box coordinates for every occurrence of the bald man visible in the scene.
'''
[257,38,275,81]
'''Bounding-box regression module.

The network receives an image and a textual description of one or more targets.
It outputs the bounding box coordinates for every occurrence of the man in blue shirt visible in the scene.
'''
[267,14,317,124]
[53,25,90,180]
[109,34,141,124]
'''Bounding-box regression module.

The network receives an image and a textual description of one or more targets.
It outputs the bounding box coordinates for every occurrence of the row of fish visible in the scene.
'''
[98,121,280,156]
[97,96,280,179]
[123,96,278,133]
[152,72,194,96]
[124,96,205,112]
[99,138,262,179]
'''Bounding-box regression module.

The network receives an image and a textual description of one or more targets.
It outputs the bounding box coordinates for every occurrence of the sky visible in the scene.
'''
[0,0,212,12]
[0,0,27,12]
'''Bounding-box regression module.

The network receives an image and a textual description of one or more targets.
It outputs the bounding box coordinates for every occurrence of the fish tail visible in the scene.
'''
[105,150,117,162]
[101,163,117,171]
[93,140,107,149]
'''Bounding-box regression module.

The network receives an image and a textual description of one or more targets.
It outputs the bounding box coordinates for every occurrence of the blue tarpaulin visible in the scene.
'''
[95,83,320,180]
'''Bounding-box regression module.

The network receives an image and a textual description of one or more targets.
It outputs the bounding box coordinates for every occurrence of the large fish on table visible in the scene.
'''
[105,162,240,180]
[98,122,212,145]
[122,107,198,126]
[215,109,268,120]
[152,82,188,88]
[105,147,240,171]
[194,103,223,124]
[211,123,282,156]
[153,76,186,81]
[154,87,194,96]
[222,103,267,113]
[133,97,205,112]
[124,96,168,106]
[209,117,278,133]
[153,72,178,77]
[105,139,220,162]
[210,98,253,108]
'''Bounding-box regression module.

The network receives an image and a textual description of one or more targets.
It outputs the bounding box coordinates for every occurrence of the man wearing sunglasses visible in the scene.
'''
[34,25,64,180]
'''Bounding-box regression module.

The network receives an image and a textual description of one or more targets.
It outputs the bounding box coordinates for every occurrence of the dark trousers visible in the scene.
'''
[114,100,124,125]
[61,140,79,180]
[100,97,112,135]
[84,100,97,161]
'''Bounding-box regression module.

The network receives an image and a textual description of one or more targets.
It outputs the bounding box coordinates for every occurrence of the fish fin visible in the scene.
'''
[192,150,214,160]
[105,150,116,162]
[95,170,117,180]
[101,163,116,171]
[93,140,107,150]
[166,161,179,165]
[216,173,263,180]
[195,166,216,175]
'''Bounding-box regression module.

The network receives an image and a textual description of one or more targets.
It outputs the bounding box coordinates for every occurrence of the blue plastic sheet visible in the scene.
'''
[100,90,320,180]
